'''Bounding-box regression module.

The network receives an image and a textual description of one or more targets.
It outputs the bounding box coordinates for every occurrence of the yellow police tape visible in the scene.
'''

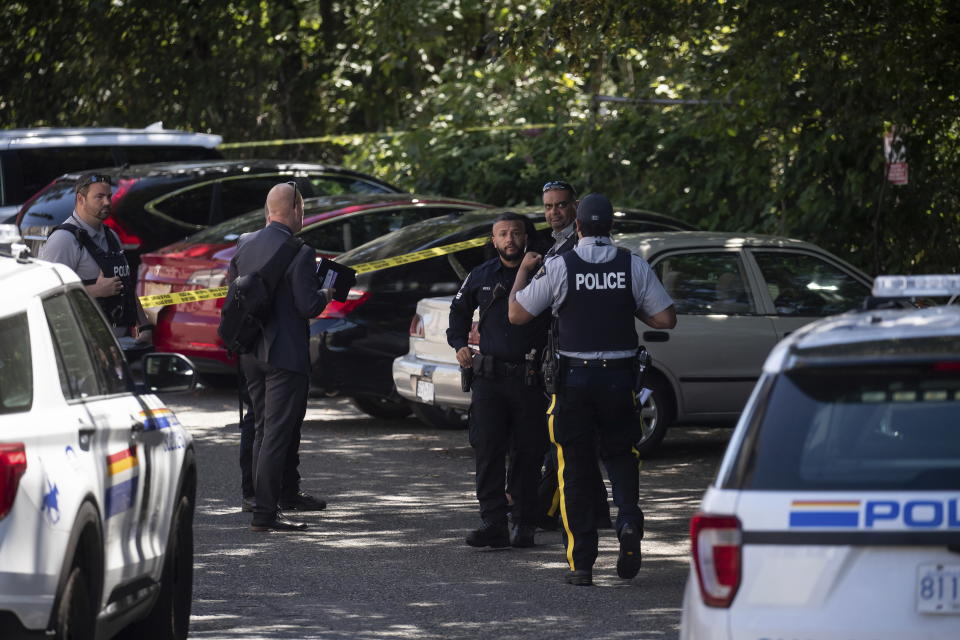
[137,222,551,308]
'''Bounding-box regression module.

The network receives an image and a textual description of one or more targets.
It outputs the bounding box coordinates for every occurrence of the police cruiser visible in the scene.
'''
[681,275,960,639]
[0,225,198,639]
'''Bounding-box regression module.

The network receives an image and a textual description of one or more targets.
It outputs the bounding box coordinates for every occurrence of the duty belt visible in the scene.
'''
[473,354,525,378]
[565,357,633,369]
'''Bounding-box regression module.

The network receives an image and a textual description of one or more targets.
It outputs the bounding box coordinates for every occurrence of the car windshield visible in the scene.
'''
[740,362,960,490]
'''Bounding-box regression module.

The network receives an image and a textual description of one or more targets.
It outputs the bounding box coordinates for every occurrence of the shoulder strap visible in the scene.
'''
[258,236,305,290]
[54,222,106,259]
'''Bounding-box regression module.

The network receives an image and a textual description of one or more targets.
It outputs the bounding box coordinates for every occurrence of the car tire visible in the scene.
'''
[635,373,674,458]
[120,494,193,640]
[55,566,95,640]
[351,395,413,419]
[410,402,469,430]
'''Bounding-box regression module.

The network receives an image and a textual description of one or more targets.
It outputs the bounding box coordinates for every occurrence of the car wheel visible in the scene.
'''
[635,373,674,458]
[351,395,412,419]
[55,566,95,640]
[410,402,469,430]
[120,494,193,640]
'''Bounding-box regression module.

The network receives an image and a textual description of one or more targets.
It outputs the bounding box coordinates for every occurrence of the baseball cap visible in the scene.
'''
[576,193,613,223]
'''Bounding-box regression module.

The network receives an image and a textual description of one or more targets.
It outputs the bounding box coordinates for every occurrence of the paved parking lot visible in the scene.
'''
[166,384,731,639]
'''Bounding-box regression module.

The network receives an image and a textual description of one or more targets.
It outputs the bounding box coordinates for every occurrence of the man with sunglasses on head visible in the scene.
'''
[448,212,551,549]
[229,181,333,532]
[536,180,612,533]
[40,173,152,343]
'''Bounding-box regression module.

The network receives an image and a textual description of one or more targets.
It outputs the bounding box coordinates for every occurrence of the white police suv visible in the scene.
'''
[681,275,960,639]
[0,225,198,639]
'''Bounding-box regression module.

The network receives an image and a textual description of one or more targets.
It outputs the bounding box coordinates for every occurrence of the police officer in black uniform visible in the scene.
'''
[39,173,152,343]
[448,212,551,549]
[508,194,676,586]
[537,180,611,532]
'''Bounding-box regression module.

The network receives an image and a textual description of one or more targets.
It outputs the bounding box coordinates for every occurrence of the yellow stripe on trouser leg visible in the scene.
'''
[547,393,577,570]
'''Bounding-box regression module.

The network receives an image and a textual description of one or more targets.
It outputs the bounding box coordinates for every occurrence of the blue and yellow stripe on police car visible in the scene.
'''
[547,393,577,570]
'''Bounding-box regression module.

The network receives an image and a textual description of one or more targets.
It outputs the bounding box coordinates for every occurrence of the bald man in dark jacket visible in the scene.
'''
[228,181,331,531]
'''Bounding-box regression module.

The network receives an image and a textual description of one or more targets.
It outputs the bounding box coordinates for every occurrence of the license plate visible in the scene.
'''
[917,563,960,614]
[416,379,435,404]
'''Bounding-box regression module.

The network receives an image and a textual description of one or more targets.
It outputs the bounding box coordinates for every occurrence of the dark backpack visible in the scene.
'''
[218,237,303,355]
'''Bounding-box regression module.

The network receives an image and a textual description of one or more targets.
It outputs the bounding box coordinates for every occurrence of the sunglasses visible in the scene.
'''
[75,174,113,194]
[286,180,299,210]
[542,180,576,196]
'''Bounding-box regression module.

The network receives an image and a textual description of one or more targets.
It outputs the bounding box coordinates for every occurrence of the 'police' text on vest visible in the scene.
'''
[574,271,627,291]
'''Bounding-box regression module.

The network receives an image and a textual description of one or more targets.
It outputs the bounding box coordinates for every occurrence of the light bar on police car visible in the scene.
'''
[872,274,960,298]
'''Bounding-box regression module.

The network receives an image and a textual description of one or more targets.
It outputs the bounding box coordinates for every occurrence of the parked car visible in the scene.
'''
[0,225,199,639]
[318,206,695,419]
[15,159,402,268]
[394,231,874,451]
[680,274,960,639]
[0,124,222,223]
[136,194,491,377]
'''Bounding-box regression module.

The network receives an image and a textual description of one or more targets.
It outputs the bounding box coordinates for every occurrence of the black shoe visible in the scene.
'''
[617,524,642,579]
[510,524,536,548]
[565,570,593,586]
[241,496,255,512]
[279,490,327,512]
[465,521,510,548]
[251,511,308,532]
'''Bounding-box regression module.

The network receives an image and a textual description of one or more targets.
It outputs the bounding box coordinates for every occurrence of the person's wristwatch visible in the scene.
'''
[137,324,154,333]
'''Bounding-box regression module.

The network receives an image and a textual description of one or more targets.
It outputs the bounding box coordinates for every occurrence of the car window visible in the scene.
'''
[0,312,32,414]
[614,219,687,233]
[120,146,221,165]
[308,176,393,195]
[299,219,347,253]
[654,252,756,315]
[13,147,116,203]
[752,251,869,317]
[149,183,214,229]
[218,177,281,224]
[740,364,960,491]
[68,289,131,395]
[43,293,102,400]
[366,248,474,296]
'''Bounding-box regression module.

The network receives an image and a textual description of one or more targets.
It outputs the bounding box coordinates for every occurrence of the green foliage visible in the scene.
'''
[0,0,957,273]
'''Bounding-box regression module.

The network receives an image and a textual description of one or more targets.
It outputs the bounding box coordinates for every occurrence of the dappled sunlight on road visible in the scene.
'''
[161,387,730,639]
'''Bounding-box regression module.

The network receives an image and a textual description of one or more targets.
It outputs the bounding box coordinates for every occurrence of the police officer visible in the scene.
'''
[39,173,152,342]
[536,180,612,532]
[448,212,551,549]
[508,194,676,586]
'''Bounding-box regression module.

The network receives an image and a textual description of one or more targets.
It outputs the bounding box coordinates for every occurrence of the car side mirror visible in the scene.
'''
[140,353,198,393]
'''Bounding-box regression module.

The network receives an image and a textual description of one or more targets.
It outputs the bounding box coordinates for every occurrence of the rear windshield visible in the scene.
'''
[739,363,960,490]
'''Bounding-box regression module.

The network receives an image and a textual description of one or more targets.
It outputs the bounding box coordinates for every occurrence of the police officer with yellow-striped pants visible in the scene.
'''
[507,193,676,585]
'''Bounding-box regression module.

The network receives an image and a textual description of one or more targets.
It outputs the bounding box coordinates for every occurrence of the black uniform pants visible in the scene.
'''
[241,355,309,525]
[549,368,643,572]
[469,375,548,527]
[538,444,610,524]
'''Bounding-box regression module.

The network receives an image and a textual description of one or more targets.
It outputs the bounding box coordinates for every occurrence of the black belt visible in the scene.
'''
[565,357,633,369]
[474,354,525,378]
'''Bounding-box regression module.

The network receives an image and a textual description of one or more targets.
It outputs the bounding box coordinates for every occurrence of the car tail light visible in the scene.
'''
[317,288,370,319]
[409,314,424,338]
[186,268,227,288]
[690,513,742,608]
[0,443,27,520]
[103,178,141,250]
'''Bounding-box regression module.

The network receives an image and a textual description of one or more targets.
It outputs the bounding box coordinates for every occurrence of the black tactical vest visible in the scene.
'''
[55,222,138,328]
[557,247,637,352]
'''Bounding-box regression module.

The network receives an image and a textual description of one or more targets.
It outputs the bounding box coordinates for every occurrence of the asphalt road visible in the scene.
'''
[163,384,731,640]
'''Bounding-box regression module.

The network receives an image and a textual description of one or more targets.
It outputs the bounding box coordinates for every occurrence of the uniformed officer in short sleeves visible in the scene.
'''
[508,193,676,586]
[448,212,551,549]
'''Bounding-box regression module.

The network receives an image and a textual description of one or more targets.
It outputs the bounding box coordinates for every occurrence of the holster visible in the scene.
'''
[460,366,473,392]
[541,327,561,394]
[634,346,651,392]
